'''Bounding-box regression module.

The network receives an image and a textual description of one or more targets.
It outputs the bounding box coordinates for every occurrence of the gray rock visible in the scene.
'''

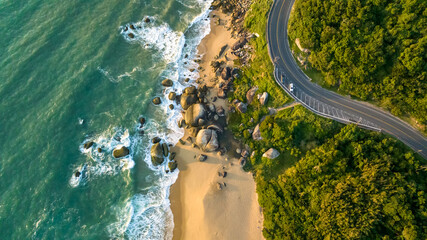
[113,146,130,158]
[236,102,247,113]
[198,154,208,162]
[259,92,269,105]
[246,86,258,104]
[252,124,262,140]
[262,148,280,159]
[196,129,219,152]
[169,152,176,160]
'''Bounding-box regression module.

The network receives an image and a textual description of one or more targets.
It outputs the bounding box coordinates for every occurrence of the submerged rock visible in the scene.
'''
[152,137,161,144]
[113,146,130,158]
[151,143,164,166]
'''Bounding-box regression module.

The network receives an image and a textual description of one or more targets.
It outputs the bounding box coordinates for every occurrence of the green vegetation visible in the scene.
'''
[231,0,291,109]
[288,0,427,128]
[258,124,427,239]
[227,0,427,239]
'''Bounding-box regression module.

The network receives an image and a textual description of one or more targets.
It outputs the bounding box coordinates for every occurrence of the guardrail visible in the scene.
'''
[272,68,382,132]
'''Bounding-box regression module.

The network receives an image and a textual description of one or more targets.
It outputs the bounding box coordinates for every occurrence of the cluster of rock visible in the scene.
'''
[211,0,254,65]
[177,85,227,154]
[122,17,152,39]
[210,61,239,99]
[150,137,178,173]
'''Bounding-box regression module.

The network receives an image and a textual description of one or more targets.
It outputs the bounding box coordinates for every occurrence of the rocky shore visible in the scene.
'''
[164,1,264,239]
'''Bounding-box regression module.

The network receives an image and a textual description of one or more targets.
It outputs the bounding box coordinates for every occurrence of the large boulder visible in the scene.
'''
[180,93,198,110]
[259,92,269,105]
[185,103,207,127]
[236,102,247,113]
[196,129,219,152]
[184,86,197,94]
[151,143,164,166]
[162,143,169,157]
[262,148,280,159]
[113,146,130,158]
[252,124,262,140]
[162,79,173,87]
[246,86,259,104]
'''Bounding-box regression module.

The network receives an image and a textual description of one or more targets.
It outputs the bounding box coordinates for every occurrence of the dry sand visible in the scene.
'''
[169,11,264,240]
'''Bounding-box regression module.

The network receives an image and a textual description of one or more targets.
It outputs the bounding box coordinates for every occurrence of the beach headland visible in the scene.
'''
[165,3,264,239]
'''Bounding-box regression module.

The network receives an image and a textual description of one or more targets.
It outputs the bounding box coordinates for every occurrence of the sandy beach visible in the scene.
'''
[169,10,264,240]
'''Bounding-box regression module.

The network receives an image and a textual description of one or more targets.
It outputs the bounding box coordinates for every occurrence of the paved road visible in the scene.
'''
[267,0,427,159]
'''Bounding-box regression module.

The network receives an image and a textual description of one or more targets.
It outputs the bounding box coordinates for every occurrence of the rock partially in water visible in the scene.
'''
[162,79,173,87]
[168,92,176,101]
[152,97,161,105]
[139,117,146,126]
[128,33,135,38]
[151,143,164,166]
[152,137,161,144]
[113,146,130,158]
[83,141,94,149]
[162,143,169,157]
[168,160,178,172]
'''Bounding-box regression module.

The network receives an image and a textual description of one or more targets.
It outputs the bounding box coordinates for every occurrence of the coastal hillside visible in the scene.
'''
[222,0,427,238]
[288,0,427,129]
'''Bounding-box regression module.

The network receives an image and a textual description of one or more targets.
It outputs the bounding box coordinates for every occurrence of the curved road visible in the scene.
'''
[267,0,427,159]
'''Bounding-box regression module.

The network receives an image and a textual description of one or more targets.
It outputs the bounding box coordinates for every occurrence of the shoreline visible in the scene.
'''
[168,9,264,240]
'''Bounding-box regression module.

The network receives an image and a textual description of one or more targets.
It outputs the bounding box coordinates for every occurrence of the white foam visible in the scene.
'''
[120,18,184,63]
[70,128,136,188]
[108,2,214,239]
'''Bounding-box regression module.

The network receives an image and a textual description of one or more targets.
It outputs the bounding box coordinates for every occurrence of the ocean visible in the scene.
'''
[0,0,212,238]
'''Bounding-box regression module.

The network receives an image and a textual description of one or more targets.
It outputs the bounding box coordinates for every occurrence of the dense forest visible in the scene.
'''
[288,0,427,126]
[228,0,427,239]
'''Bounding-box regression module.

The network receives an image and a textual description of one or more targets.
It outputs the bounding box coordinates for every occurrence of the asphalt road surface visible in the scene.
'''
[267,0,427,159]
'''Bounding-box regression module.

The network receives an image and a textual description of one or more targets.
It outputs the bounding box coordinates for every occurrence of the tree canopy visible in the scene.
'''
[289,0,427,125]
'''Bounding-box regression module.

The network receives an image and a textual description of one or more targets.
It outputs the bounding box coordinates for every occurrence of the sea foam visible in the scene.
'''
[106,0,214,239]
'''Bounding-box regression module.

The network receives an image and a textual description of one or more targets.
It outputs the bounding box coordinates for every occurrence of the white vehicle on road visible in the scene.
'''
[289,83,294,92]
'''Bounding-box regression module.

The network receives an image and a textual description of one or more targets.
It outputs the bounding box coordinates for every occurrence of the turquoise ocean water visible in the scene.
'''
[0,0,212,238]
